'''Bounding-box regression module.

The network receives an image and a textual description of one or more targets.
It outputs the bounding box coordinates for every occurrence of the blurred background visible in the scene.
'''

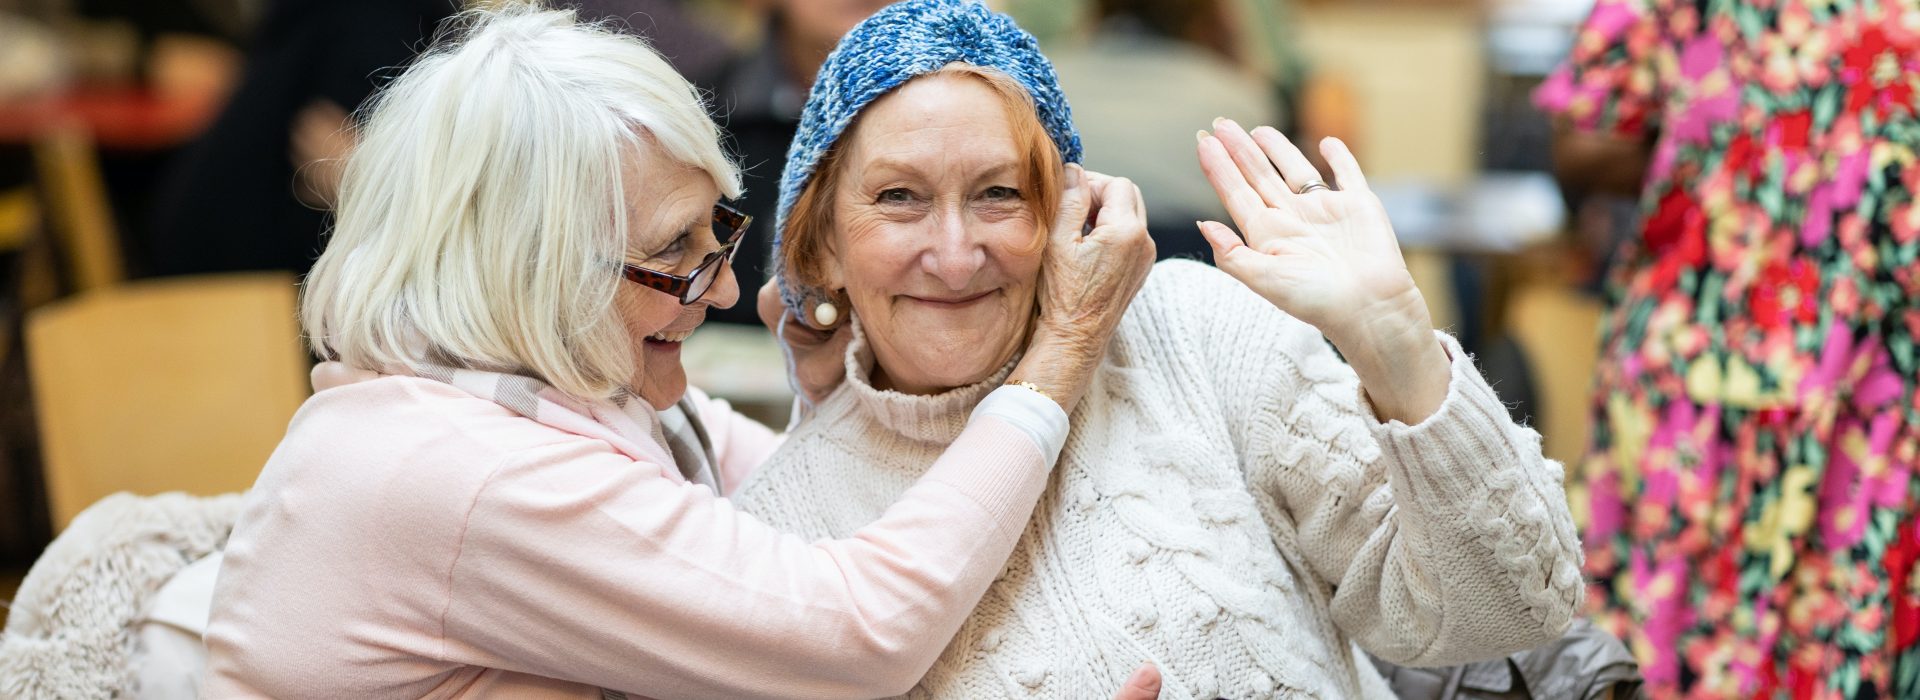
[0,0,1629,621]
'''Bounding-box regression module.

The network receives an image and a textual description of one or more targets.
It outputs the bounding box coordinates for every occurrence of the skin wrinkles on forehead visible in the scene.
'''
[851,119,1017,178]
[856,159,1021,194]
[625,159,721,268]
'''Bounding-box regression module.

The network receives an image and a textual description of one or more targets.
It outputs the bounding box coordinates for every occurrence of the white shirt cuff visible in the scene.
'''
[970,385,1070,464]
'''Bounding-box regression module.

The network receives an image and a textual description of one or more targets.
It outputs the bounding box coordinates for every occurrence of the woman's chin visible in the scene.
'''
[879,349,1010,394]
[635,363,688,410]
[867,311,1029,394]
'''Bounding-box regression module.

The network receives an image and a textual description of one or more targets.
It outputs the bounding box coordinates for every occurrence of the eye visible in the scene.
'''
[649,233,690,261]
[981,185,1021,201]
[877,188,916,204]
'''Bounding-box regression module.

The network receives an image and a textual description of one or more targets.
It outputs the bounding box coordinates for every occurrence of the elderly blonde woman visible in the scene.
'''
[200,5,1164,699]
[729,2,1586,698]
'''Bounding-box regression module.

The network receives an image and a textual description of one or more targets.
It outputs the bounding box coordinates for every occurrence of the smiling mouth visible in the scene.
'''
[904,290,995,308]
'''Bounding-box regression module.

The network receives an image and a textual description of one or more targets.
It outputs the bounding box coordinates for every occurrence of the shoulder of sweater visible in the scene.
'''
[286,375,626,479]
[1124,259,1330,361]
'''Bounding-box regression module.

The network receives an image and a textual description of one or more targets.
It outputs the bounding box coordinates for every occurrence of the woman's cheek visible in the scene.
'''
[616,287,679,338]
[839,211,929,267]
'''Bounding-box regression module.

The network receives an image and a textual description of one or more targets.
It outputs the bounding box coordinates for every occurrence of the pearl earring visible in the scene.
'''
[812,301,839,327]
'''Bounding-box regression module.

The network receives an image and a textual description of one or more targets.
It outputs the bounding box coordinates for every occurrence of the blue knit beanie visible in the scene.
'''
[770,0,1082,317]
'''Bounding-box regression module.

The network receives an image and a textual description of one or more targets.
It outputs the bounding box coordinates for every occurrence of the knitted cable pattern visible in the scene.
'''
[769,0,1083,317]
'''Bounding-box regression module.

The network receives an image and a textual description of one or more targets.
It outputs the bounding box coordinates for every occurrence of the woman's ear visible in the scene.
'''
[815,227,851,293]
[804,235,851,329]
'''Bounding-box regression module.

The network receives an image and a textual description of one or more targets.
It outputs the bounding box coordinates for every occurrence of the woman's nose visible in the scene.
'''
[697,262,741,310]
[920,208,986,290]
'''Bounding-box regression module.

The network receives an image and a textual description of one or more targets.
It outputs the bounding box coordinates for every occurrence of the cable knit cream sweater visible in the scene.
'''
[730,261,1583,699]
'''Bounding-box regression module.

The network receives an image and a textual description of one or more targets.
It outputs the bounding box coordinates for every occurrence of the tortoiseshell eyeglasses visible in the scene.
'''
[620,201,751,305]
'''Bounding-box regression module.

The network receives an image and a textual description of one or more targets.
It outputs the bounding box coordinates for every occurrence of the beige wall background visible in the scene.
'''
[1293,2,1487,187]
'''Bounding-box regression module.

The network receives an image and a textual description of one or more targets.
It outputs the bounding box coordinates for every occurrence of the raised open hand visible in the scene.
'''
[1193,119,1426,348]
[1196,119,1452,425]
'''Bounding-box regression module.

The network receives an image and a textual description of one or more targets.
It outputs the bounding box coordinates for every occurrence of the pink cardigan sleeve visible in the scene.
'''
[434,409,1052,699]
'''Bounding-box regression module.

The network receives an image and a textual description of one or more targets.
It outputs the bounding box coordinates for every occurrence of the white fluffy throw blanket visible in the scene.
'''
[0,492,242,699]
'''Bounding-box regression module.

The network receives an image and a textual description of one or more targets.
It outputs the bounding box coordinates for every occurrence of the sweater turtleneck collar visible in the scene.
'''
[829,316,1023,445]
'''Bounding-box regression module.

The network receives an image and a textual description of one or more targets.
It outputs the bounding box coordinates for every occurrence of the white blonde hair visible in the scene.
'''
[300,2,740,401]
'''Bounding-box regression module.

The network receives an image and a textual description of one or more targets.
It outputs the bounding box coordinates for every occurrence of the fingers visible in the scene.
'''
[1111,663,1162,700]
[789,316,853,403]
[1320,136,1370,192]
[1195,131,1269,231]
[1087,173,1142,238]
[817,317,854,355]
[1196,220,1252,270]
[1049,163,1091,241]
[1209,118,1292,206]
[1198,220,1275,307]
[1129,179,1146,225]
[762,276,838,334]
[1075,171,1156,262]
[1249,126,1325,192]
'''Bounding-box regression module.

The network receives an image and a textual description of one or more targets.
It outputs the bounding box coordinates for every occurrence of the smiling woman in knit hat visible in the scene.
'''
[730,0,1586,697]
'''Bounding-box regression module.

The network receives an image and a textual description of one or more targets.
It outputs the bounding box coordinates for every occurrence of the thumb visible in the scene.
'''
[819,315,855,355]
[1196,220,1250,270]
[1111,663,1162,700]
[1198,220,1271,295]
[1049,163,1090,243]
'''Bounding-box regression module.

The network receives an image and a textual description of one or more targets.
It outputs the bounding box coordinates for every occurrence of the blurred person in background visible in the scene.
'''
[143,0,457,277]
[1538,0,1920,696]
[144,0,725,279]
[705,0,894,325]
[572,0,733,89]
[1046,0,1286,260]
[202,5,1165,698]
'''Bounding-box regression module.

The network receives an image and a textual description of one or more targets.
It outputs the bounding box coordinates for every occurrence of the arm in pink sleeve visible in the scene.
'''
[438,388,1063,699]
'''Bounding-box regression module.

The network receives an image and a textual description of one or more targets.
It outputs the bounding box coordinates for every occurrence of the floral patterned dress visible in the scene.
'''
[1536,0,1920,697]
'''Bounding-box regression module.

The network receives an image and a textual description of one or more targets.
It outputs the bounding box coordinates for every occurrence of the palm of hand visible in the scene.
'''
[1232,188,1415,332]
[1195,122,1425,340]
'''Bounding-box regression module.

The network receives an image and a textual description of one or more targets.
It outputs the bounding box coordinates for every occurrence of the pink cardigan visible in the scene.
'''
[202,365,1059,699]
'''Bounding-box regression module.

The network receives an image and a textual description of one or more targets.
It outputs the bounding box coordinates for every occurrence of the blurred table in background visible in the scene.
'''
[0,86,221,149]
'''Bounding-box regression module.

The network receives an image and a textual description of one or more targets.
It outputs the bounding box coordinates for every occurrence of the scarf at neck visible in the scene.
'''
[310,361,720,491]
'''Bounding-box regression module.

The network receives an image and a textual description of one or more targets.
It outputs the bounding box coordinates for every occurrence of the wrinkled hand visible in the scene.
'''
[1110,663,1162,700]
[1019,164,1156,411]
[760,278,852,406]
[1034,165,1155,353]
[1195,119,1450,424]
